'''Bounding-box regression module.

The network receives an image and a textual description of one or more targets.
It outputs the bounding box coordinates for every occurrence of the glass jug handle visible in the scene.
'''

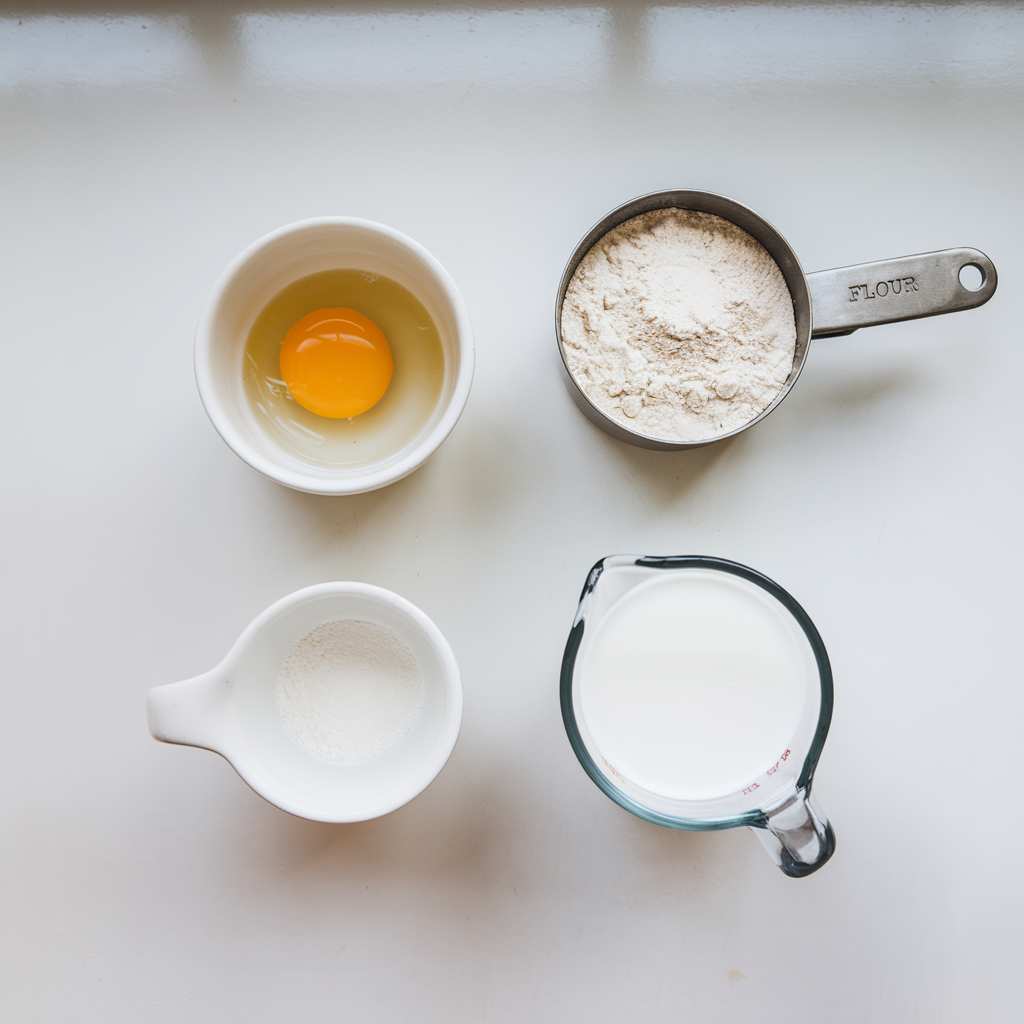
[751,787,836,878]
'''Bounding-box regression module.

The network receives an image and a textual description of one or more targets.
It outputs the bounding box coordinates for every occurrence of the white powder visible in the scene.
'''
[276,619,423,764]
[560,208,797,442]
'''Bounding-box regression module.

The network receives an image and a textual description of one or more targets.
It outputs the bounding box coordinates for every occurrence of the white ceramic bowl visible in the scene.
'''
[147,583,463,822]
[195,217,474,494]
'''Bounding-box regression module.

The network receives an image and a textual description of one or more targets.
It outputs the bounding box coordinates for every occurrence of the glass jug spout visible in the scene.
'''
[753,787,835,878]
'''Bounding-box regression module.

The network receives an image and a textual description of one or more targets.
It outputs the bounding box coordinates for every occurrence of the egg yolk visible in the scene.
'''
[279,308,393,418]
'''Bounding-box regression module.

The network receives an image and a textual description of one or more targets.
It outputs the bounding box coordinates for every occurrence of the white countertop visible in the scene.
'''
[1,3,1021,1020]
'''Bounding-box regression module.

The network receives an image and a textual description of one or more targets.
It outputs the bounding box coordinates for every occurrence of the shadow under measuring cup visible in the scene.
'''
[561,555,835,877]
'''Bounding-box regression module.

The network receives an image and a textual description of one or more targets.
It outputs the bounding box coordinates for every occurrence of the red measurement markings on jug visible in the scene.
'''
[848,278,918,301]
[602,757,623,781]
[742,782,760,795]
[766,749,791,777]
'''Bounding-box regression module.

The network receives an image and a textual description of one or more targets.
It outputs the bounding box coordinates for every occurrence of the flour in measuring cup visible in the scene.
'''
[560,208,797,441]
[276,620,423,763]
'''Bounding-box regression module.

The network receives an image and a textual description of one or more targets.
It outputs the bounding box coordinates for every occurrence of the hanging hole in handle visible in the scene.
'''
[959,263,985,291]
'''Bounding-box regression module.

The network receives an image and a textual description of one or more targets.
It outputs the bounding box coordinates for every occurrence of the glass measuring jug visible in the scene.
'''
[561,555,835,877]
[555,189,998,450]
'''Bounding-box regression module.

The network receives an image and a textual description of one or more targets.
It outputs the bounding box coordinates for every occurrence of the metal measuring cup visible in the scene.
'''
[555,189,998,451]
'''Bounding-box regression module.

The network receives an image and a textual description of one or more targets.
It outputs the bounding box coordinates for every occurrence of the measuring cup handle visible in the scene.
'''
[752,787,835,878]
[147,669,229,753]
[807,248,997,338]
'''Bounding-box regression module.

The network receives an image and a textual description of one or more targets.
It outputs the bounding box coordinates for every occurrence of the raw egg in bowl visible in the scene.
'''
[195,218,474,495]
[279,308,393,419]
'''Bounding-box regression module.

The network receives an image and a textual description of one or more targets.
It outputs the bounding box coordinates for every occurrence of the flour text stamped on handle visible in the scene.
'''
[808,247,997,337]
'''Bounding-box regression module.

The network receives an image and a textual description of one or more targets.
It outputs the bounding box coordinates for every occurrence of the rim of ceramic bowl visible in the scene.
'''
[219,581,464,822]
[194,217,475,495]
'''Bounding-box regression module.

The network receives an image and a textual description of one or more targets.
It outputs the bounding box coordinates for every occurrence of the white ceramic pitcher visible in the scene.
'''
[148,582,463,822]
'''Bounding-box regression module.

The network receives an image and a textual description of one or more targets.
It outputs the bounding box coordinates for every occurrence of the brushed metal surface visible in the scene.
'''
[808,248,998,336]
